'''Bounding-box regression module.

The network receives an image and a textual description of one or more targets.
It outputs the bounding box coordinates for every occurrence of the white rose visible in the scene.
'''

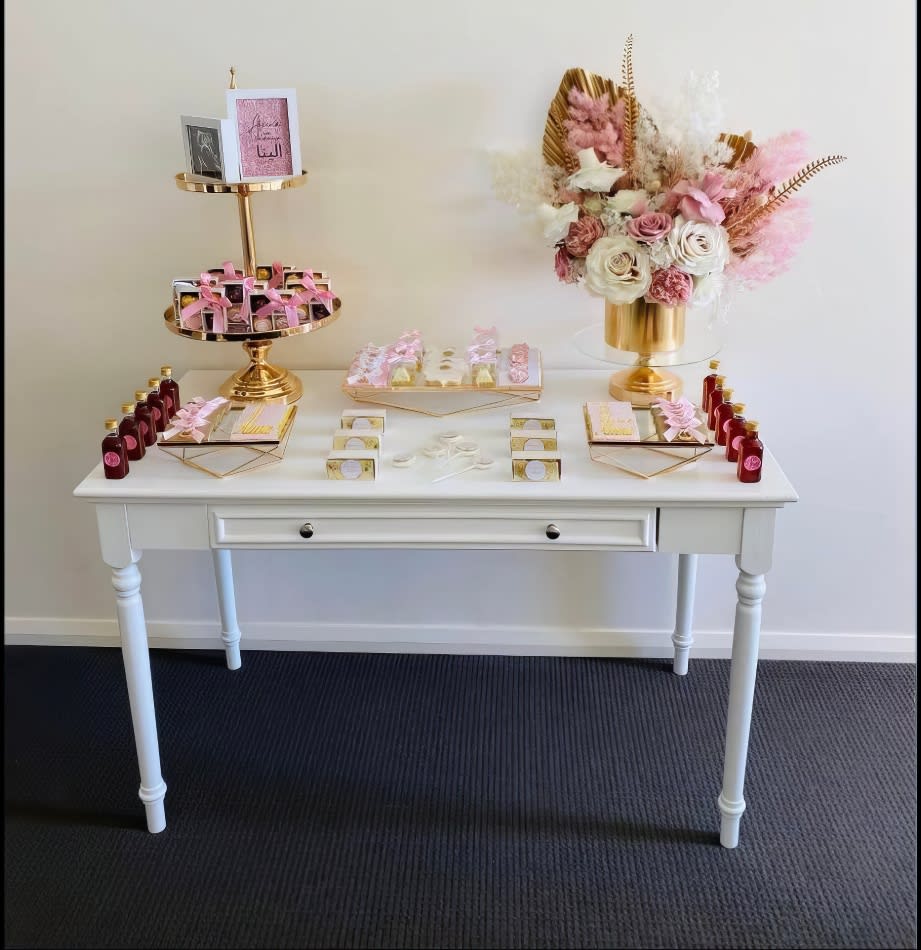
[666,216,729,276]
[606,189,648,213]
[566,148,627,193]
[691,271,725,307]
[584,235,652,304]
[537,202,579,244]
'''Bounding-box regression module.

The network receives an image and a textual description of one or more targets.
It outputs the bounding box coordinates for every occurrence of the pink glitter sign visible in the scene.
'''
[234,97,293,178]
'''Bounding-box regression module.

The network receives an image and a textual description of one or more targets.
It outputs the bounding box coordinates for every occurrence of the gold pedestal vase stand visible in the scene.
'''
[164,171,343,404]
[605,300,685,407]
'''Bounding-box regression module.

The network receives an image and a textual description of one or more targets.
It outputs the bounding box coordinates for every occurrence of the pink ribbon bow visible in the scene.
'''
[180,286,231,332]
[267,261,285,290]
[653,397,706,443]
[293,270,335,307]
[254,287,317,327]
[162,396,228,443]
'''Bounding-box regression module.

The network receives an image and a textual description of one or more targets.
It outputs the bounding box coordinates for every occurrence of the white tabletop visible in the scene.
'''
[74,369,797,507]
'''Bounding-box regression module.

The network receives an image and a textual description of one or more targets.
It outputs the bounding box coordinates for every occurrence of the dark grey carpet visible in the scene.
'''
[3,647,916,950]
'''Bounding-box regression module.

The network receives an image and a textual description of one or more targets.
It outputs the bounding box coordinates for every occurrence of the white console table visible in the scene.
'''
[73,369,797,847]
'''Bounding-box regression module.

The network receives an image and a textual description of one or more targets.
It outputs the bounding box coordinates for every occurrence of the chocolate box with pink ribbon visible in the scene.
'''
[172,261,334,334]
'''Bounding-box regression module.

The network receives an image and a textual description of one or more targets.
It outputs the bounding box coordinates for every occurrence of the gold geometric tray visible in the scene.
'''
[586,405,713,479]
[342,349,543,418]
[157,404,297,478]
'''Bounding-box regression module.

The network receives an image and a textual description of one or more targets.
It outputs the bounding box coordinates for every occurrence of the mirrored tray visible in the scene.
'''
[343,348,543,417]
[585,403,714,479]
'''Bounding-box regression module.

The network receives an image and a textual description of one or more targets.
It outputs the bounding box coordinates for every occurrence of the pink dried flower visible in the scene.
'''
[626,212,673,243]
[564,214,605,256]
[662,171,735,225]
[564,88,625,166]
[554,246,581,284]
[725,197,812,287]
[646,266,693,306]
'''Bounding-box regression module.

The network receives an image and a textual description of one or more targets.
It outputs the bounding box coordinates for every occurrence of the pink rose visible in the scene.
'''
[554,246,580,284]
[646,266,693,306]
[626,212,673,243]
[662,172,736,226]
[564,214,605,257]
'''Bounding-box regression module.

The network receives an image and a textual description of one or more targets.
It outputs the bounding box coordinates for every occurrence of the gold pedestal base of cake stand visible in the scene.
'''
[218,340,303,404]
[608,359,683,408]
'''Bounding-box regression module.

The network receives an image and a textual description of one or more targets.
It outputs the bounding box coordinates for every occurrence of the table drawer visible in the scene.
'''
[210,506,656,551]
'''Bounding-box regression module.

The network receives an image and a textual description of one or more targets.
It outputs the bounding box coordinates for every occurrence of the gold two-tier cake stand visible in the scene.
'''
[164,168,342,404]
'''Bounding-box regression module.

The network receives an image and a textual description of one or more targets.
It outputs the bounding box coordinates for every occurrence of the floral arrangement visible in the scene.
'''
[492,37,845,310]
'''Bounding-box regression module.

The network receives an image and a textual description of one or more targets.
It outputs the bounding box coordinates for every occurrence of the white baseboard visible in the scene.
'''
[3,617,915,662]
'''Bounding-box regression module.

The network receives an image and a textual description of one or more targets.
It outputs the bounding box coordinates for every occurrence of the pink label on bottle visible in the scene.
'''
[743,455,762,472]
[722,419,732,433]
[104,452,121,467]
[732,435,744,451]
[139,421,148,437]
[124,435,138,451]
[151,407,161,422]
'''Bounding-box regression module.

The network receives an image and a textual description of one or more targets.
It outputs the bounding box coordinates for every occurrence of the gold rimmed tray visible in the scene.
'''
[585,404,714,479]
[162,297,341,342]
[158,404,297,478]
[174,171,308,194]
[162,297,342,404]
[342,349,543,418]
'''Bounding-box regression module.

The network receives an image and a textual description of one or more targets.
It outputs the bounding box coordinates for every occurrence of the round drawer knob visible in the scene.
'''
[299,523,314,539]
[545,524,561,540]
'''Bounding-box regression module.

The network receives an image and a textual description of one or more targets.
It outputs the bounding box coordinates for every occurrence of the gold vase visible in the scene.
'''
[605,299,685,407]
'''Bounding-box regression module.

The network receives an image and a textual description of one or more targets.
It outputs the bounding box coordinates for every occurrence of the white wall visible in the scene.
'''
[4,0,916,658]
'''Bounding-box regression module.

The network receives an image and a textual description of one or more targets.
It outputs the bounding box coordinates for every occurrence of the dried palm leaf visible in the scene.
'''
[542,68,626,174]
[719,131,757,169]
[621,35,639,180]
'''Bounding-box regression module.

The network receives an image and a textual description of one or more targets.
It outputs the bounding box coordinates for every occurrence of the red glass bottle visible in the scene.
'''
[159,365,180,420]
[736,420,764,483]
[102,419,129,479]
[146,378,167,433]
[724,404,747,462]
[706,375,726,430]
[713,388,735,446]
[119,401,146,461]
[701,358,721,410]
[134,390,157,447]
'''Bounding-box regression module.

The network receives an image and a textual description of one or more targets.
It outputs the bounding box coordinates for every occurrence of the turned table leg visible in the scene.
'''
[212,548,242,671]
[718,567,766,848]
[672,553,698,676]
[112,558,167,833]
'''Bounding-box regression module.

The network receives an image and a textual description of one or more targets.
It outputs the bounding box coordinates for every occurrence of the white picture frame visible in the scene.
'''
[180,115,240,184]
[225,88,301,182]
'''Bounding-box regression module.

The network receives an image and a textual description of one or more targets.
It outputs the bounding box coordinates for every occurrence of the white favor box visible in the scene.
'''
[509,429,558,452]
[341,409,387,431]
[331,428,383,451]
[326,449,378,480]
[511,451,561,481]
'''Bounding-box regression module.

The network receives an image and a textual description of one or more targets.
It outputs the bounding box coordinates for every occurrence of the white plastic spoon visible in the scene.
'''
[431,455,494,483]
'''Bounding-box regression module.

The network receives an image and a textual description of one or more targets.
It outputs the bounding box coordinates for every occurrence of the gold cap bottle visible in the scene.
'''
[731,403,745,414]
[721,388,734,402]
[105,419,119,431]
[135,390,148,402]
[714,375,726,386]
[160,366,173,377]
[121,403,135,414]
[148,378,160,389]
[744,420,759,432]
[709,359,720,370]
